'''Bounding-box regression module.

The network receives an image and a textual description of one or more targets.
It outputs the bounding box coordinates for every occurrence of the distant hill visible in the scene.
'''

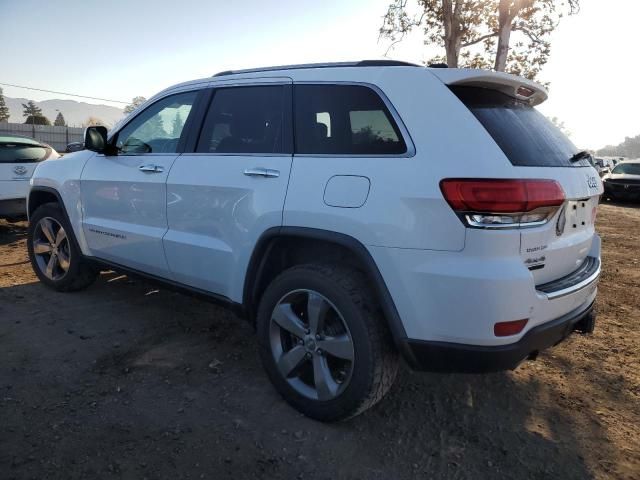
[597,134,640,159]
[4,97,124,128]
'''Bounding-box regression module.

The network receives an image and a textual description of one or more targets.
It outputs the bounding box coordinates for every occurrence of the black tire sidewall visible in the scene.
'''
[257,266,379,421]
[27,203,89,291]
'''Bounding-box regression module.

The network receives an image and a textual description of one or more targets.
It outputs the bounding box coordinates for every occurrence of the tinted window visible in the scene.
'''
[294,85,407,155]
[452,86,585,168]
[612,163,640,175]
[0,143,48,163]
[197,86,287,154]
[115,91,197,154]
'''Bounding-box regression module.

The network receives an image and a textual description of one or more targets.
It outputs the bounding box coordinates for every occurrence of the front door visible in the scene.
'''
[164,80,293,301]
[81,90,200,277]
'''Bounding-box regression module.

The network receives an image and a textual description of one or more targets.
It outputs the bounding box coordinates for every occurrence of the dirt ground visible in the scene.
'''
[0,202,638,480]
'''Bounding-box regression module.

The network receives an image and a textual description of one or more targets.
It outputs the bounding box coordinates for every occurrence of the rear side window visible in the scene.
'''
[197,85,287,154]
[451,86,585,167]
[0,143,48,163]
[294,84,407,155]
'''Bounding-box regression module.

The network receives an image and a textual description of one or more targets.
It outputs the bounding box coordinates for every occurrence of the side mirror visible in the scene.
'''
[84,126,117,155]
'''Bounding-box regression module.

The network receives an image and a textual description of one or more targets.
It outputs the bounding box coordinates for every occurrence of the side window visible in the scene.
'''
[197,85,287,154]
[115,91,198,154]
[294,84,407,155]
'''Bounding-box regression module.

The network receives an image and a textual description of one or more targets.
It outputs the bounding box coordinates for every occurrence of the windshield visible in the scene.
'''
[612,163,640,175]
[451,86,587,168]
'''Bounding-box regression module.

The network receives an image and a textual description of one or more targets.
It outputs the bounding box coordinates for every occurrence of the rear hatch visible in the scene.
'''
[433,70,602,285]
[0,137,57,198]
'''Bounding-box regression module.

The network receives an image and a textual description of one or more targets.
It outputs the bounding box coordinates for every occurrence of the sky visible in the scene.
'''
[0,0,637,149]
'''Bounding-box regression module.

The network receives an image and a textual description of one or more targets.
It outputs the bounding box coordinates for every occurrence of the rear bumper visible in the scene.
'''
[0,197,27,218]
[400,299,595,373]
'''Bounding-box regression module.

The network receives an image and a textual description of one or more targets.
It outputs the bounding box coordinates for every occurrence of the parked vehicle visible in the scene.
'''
[0,135,59,220]
[26,61,602,421]
[65,142,85,153]
[602,160,640,201]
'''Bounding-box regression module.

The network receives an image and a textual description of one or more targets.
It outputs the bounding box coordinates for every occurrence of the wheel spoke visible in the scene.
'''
[307,292,329,335]
[33,240,52,255]
[40,219,56,244]
[54,227,67,247]
[272,303,306,339]
[57,250,70,272]
[318,334,354,361]
[45,254,57,278]
[277,346,307,377]
[313,355,338,401]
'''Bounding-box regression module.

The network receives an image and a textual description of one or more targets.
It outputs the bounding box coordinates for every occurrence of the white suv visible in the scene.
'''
[26,61,602,421]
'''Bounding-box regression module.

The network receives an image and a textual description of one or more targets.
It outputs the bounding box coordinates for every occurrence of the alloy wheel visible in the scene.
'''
[32,217,71,281]
[269,289,355,401]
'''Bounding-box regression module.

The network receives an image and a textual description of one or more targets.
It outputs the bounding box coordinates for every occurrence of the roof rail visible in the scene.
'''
[212,60,420,77]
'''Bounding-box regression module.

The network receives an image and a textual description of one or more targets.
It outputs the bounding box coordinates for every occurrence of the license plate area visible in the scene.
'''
[564,198,594,233]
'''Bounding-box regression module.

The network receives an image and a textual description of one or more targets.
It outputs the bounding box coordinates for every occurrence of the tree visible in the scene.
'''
[22,100,43,119]
[54,112,67,127]
[171,112,184,137]
[380,0,579,81]
[0,87,9,123]
[82,116,105,128]
[549,116,571,138]
[124,96,147,115]
[24,115,51,125]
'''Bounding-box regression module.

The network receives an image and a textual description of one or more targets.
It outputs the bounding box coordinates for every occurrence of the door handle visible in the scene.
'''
[139,164,164,173]
[244,167,280,178]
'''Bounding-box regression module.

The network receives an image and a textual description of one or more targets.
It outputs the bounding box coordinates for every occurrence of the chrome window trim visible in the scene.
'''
[292,81,416,159]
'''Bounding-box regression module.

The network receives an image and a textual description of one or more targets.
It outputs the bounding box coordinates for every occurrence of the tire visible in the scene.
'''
[27,202,98,292]
[256,263,399,421]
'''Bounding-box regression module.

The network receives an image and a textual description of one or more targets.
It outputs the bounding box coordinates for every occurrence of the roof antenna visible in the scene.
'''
[428,63,449,68]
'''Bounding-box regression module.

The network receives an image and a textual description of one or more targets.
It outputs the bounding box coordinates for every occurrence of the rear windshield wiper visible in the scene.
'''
[569,150,592,163]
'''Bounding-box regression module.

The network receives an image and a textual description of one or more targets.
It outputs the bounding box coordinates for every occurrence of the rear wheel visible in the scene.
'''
[256,264,398,421]
[27,203,97,291]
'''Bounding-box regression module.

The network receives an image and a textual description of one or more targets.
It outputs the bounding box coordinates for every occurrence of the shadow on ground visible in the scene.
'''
[0,273,608,480]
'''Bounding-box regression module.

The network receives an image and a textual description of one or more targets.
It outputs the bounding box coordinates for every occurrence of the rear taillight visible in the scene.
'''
[440,179,565,229]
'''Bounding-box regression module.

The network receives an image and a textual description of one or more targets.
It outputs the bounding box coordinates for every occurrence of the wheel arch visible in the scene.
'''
[28,187,66,219]
[243,227,408,347]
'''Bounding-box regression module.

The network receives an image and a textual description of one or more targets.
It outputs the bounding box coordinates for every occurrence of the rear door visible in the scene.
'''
[80,90,200,277]
[164,79,293,300]
[452,86,603,284]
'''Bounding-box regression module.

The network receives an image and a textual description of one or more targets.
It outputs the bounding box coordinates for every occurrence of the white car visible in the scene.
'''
[0,135,58,220]
[26,61,602,421]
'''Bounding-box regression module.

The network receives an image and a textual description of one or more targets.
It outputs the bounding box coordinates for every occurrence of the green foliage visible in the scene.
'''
[0,87,9,122]
[124,96,147,115]
[22,100,43,118]
[597,135,640,159]
[24,115,51,125]
[380,0,580,81]
[54,112,67,127]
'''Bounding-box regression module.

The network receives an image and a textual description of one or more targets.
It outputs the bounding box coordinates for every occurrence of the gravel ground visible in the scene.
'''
[0,202,638,480]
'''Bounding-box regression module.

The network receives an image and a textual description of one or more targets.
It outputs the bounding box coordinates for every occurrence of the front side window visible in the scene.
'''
[115,91,198,154]
[197,85,287,154]
[294,84,407,155]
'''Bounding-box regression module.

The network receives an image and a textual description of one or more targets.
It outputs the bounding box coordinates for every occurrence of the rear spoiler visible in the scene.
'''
[428,68,548,106]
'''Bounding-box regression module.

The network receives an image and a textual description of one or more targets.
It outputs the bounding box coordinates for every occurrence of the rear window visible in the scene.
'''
[451,86,586,168]
[612,163,640,175]
[294,84,407,155]
[0,143,48,163]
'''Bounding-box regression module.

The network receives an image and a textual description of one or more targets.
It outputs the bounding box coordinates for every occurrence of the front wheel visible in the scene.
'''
[256,264,399,421]
[27,202,98,291]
